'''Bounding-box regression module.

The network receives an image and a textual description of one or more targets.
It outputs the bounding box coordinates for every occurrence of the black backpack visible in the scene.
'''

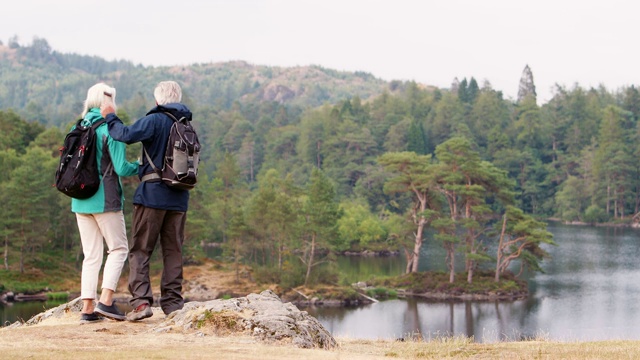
[141,112,200,190]
[55,119,105,199]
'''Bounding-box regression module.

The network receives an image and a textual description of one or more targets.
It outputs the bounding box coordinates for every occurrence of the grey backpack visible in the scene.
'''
[142,112,200,190]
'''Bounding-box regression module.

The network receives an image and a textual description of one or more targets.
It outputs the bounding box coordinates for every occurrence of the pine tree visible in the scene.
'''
[378,152,439,273]
[407,118,427,154]
[299,168,341,286]
[467,77,479,103]
[517,65,537,103]
[457,78,469,103]
[450,77,460,94]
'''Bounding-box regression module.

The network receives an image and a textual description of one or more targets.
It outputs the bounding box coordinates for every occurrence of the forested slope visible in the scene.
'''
[0,39,388,127]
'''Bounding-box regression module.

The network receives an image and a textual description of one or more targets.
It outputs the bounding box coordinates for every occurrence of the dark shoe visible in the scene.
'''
[126,303,153,321]
[80,312,102,323]
[95,301,126,321]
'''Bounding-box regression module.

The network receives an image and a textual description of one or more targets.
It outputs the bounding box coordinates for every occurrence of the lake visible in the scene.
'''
[305,222,640,342]
[1,300,66,327]
[3,222,640,343]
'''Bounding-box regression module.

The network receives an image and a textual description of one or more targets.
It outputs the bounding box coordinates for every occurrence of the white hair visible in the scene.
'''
[154,81,182,105]
[82,83,116,117]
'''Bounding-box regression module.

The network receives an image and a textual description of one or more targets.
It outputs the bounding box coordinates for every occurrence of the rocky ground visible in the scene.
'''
[8,290,336,349]
[0,292,384,360]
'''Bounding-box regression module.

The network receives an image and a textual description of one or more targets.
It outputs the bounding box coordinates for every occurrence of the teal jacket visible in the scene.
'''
[71,108,139,214]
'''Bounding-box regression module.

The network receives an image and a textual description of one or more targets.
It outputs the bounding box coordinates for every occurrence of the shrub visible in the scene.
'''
[583,205,608,224]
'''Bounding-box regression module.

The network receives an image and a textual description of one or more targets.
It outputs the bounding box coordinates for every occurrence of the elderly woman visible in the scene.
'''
[72,83,138,322]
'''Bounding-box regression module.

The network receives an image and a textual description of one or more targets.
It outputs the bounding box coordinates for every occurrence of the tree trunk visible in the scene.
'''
[620,188,625,219]
[606,184,611,215]
[448,245,455,283]
[467,231,476,284]
[495,214,508,282]
[410,221,425,273]
[614,189,618,219]
[304,234,316,286]
[404,247,413,274]
[464,196,474,284]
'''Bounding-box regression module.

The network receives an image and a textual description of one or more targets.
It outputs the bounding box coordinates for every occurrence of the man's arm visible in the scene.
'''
[101,101,153,144]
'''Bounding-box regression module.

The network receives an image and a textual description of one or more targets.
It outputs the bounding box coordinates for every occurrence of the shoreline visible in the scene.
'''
[547,217,640,228]
[1,258,530,311]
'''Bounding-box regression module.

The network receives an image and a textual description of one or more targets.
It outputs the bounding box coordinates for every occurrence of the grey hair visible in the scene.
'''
[82,83,116,117]
[154,81,182,105]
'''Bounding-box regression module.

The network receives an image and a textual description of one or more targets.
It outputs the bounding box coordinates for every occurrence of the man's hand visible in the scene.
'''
[100,96,116,118]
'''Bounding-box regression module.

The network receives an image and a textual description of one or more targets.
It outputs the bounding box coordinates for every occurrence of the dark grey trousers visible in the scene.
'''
[128,205,187,314]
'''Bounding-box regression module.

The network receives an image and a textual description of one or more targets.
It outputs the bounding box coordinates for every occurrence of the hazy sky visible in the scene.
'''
[2,0,639,103]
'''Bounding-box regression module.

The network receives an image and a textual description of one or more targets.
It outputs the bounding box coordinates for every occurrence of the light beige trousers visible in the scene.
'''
[76,211,128,300]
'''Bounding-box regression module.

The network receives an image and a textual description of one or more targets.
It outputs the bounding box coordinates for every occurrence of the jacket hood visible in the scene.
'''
[147,103,193,121]
[80,108,105,127]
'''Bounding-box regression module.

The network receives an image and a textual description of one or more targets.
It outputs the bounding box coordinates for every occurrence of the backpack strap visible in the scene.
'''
[163,111,181,122]
[141,172,160,182]
[141,147,161,182]
[91,119,106,129]
[140,112,175,183]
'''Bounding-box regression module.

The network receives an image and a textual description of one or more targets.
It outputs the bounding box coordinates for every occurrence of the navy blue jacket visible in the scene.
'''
[105,103,191,212]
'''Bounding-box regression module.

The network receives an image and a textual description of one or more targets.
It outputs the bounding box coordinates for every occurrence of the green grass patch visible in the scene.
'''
[196,310,242,334]
[366,287,398,299]
[46,292,69,301]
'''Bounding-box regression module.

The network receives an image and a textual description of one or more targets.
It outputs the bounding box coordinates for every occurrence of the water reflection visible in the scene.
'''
[308,222,640,342]
[306,298,543,342]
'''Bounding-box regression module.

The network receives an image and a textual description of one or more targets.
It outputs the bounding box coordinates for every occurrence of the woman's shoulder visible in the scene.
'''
[95,121,110,137]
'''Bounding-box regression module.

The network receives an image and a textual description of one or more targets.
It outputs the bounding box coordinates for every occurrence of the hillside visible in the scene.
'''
[0,40,394,127]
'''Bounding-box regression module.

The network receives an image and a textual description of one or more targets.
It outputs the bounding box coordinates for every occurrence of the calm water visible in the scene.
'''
[306,222,640,342]
[4,222,640,343]
[1,300,66,326]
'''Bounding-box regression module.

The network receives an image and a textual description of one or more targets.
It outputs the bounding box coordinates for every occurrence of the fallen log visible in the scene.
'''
[14,293,47,302]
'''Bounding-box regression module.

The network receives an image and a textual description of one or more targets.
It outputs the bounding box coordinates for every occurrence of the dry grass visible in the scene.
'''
[2,310,640,360]
[356,337,640,359]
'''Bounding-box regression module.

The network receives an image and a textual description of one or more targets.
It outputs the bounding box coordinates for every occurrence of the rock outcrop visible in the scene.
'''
[7,290,337,349]
[156,290,337,349]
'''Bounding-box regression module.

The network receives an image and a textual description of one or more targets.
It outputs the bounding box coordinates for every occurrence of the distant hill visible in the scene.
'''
[0,40,397,127]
